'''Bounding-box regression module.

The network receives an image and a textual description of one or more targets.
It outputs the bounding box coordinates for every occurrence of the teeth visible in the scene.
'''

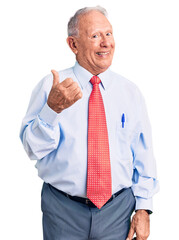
[97,52,109,55]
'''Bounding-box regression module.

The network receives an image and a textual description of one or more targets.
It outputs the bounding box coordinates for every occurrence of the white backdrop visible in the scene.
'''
[1,0,179,239]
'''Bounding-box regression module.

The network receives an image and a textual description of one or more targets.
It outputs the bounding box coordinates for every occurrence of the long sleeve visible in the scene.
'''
[131,91,159,211]
[20,75,60,160]
[19,63,159,200]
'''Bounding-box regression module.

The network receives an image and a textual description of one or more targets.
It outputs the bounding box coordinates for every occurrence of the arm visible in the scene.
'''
[20,70,82,160]
[132,92,159,211]
[127,91,159,240]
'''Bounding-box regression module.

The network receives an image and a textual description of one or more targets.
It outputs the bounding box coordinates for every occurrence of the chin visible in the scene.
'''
[98,62,112,70]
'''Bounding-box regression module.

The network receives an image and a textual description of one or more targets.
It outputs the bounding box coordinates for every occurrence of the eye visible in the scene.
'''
[92,34,98,38]
[106,32,112,36]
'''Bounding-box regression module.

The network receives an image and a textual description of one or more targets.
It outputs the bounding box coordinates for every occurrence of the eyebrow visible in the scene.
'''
[89,28,113,35]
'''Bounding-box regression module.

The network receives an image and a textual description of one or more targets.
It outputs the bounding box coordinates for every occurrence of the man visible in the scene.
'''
[20,6,159,240]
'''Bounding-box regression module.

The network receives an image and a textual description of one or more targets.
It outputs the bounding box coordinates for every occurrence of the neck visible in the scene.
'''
[76,61,109,76]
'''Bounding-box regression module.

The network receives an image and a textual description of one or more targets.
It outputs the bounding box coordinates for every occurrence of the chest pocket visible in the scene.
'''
[116,121,133,160]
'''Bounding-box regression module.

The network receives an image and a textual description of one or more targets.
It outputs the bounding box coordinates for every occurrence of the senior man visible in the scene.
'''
[20,6,159,240]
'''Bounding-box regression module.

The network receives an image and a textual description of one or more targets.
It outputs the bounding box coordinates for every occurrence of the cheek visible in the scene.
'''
[110,37,115,47]
[77,40,100,59]
[111,40,115,49]
[85,46,97,58]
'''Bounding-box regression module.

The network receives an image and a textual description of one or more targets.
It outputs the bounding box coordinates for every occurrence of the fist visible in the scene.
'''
[47,69,83,113]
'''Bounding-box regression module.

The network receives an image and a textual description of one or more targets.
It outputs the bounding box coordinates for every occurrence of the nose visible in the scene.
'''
[100,35,111,48]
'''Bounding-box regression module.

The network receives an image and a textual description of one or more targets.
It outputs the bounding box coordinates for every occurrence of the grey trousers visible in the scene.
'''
[41,183,135,240]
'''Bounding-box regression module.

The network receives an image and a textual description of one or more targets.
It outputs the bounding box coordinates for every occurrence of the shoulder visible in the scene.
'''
[109,70,143,101]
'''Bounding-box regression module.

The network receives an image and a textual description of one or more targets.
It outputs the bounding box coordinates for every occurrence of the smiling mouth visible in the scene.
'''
[96,52,110,56]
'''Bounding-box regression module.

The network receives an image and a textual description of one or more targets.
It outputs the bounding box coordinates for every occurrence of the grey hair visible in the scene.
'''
[67,6,108,37]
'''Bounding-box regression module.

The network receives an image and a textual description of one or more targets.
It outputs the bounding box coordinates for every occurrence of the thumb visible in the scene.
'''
[51,69,60,86]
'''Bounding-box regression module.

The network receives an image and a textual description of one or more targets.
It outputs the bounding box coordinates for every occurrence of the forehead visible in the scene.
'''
[78,11,112,34]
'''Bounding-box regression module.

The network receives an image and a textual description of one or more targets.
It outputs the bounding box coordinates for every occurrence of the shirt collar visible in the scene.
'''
[73,61,111,90]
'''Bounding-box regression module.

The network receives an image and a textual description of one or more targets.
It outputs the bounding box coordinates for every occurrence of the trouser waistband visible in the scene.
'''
[50,184,126,208]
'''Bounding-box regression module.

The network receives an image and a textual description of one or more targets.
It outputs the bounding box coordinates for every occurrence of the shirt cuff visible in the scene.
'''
[135,196,153,212]
[39,103,59,127]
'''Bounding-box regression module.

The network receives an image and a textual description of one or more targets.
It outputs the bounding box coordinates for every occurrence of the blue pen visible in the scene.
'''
[121,113,125,128]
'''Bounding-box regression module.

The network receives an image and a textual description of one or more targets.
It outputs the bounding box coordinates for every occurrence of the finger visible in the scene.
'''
[68,82,81,94]
[61,78,74,88]
[73,90,83,102]
[126,225,135,240]
[68,82,82,96]
[51,69,60,86]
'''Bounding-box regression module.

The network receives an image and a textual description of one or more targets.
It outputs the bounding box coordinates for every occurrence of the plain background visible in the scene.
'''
[1,0,179,239]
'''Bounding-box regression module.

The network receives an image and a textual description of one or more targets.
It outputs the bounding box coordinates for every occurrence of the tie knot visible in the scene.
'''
[90,76,101,85]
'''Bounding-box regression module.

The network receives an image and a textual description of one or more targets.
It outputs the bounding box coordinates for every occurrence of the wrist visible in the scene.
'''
[136,209,152,215]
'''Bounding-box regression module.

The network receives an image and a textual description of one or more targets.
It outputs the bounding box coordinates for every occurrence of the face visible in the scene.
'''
[67,11,115,75]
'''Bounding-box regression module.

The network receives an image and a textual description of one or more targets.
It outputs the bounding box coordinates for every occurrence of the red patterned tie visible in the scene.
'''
[87,76,112,209]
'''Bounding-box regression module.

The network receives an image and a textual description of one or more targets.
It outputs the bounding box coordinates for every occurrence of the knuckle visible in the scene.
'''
[141,232,150,239]
[146,230,150,237]
[79,92,83,98]
[67,78,73,83]
[73,81,78,87]
[61,87,67,95]
[56,84,63,91]
[66,95,72,103]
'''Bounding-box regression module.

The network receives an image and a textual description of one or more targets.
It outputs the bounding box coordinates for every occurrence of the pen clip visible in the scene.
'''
[121,113,125,128]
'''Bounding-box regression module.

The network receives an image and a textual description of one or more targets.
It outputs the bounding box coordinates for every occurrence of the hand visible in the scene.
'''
[47,70,83,113]
[126,210,150,240]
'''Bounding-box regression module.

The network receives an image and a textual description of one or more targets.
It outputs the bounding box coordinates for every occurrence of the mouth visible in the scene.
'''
[96,51,110,56]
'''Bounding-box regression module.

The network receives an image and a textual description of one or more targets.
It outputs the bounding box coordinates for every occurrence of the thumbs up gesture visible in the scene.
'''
[47,70,83,113]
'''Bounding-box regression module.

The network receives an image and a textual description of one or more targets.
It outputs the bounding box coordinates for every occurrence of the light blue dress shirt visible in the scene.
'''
[20,62,159,211]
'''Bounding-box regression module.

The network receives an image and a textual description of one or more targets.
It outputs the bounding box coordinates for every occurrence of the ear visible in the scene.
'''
[66,36,78,55]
